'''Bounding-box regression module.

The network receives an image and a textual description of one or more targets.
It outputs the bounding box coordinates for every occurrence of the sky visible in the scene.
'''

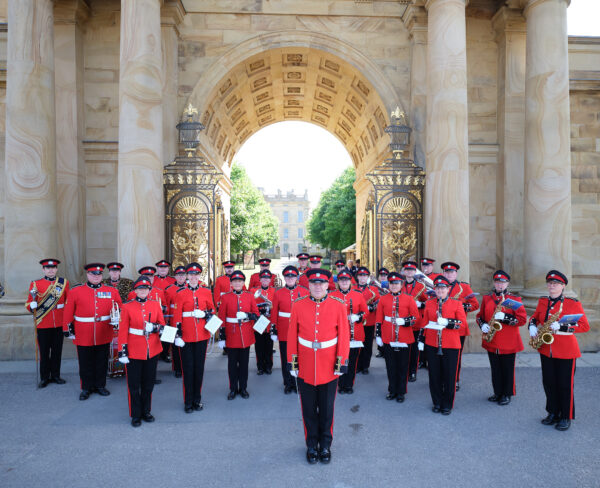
[234,0,599,208]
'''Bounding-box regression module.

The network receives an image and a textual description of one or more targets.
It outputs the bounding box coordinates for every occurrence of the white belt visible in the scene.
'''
[57,304,64,309]
[226,317,249,323]
[390,342,408,348]
[128,328,146,336]
[555,331,573,336]
[425,321,444,331]
[74,315,111,323]
[170,304,175,309]
[278,311,291,318]
[298,337,337,350]
[182,312,195,318]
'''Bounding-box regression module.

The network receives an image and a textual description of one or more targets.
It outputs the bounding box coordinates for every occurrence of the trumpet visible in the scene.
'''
[110,300,120,329]
[253,289,273,308]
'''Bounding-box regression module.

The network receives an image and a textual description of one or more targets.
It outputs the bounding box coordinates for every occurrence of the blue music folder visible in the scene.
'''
[500,298,523,311]
[559,314,583,324]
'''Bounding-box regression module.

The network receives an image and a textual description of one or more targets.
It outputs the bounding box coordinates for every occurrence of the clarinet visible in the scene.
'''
[194,296,199,321]
[436,298,444,356]
[349,298,355,341]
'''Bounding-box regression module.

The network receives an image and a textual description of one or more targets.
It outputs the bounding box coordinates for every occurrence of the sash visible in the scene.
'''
[33,278,67,326]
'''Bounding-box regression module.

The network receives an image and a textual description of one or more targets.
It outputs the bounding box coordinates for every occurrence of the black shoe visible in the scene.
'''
[284,386,292,394]
[131,418,142,427]
[257,369,264,376]
[555,418,571,431]
[418,361,427,369]
[51,377,66,385]
[455,381,460,391]
[154,379,162,385]
[96,387,110,396]
[361,369,369,375]
[222,349,228,356]
[396,394,405,403]
[488,394,500,402]
[306,448,318,465]
[174,371,182,378]
[441,408,452,415]
[498,395,510,406]
[227,390,237,400]
[338,387,346,394]
[142,413,155,423]
[193,402,203,411]
[160,354,171,363]
[541,413,559,425]
[432,405,441,413]
[319,447,331,464]
[408,373,416,383]
[346,387,353,394]
[239,389,249,399]
[79,390,91,401]
[265,368,272,375]
[38,379,50,388]
[376,351,384,358]
[386,393,397,400]
[184,405,193,413]
[291,386,297,393]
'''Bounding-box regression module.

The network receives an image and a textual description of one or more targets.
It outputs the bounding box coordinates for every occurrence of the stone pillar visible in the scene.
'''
[492,7,526,289]
[424,0,470,277]
[523,0,572,293]
[118,0,164,275]
[3,0,57,299]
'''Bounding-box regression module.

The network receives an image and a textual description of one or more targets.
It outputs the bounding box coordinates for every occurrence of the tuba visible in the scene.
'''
[484,293,504,343]
[529,300,563,350]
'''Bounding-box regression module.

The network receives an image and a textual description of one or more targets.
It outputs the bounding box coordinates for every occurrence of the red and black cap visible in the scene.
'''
[296,253,309,260]
[107,262,124,271]
[337,270,353,280]
[40,258,60,267]
[493,270,511,282]
[546,270,568,285]
[155,260,171,268]
[230,270,245,281]
[378,267,389,276]
[388,272,403,283]
[335,259,345,267]
[402,260,418,270]
[434,276,451,287]
[309,255,322,263]
[133,276,152,289]
[174,266,187,275]
[259,270,273,279]
[356,266,370,276]
[258,258,271,265]
[85,263,105,274]
[306,269,331,282]
[186,263,202,274]
[421,257,436,266]
[441,262,460,272]
[282,265,299,277]
[138,266,157,276]
[223,260,235,268]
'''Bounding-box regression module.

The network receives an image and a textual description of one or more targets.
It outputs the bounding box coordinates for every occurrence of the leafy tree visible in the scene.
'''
[230,163,279,255]
[308,167,356,251]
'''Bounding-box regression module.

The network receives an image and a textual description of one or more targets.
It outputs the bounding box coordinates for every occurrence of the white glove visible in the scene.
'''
[437,317,449,326]
[480,323,490,334]
[67,333,75,340]
[118,356,129,364]
[334,371,343,376]
[236,311,248,320]
[394,317,405,326]
[145,322,154,333]
[290,370,298,377]
[494,312,506,321]
[418,342,424,351]
[218,340,226,349]
[350,314,360,323]
[550,322,560,332]
[192,309,206,319]
[30,301,38,310]
[174,337,185,347]
[376,336,383,347]
[529,325,538,337]
[416,301,423,308]
[270,335,278,342]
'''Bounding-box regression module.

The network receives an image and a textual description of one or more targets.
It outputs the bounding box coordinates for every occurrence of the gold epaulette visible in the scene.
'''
[294,295,309,303]
[330,295,345,304]
[566,296,580,302]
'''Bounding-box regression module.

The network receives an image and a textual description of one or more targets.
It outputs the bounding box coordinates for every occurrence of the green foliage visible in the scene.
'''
[307,167,356,251]
[230,163,279,255]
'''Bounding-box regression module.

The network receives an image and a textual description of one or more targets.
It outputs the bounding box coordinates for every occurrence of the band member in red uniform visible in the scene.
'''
[421,257,440,282]
[528,270,589,431]
[117,276,165,427]
[153,260,176,291]
[374,267,390,359]
[331,270,367,394]
[63,263,122,400]
[298,255,336,290]
[164,266,187,378]
[251,269,276,375]
[270,265,309,394]
[334,260,357,285]
[25,258,70,387]
[249,258,277,289]
[356,266,380,374]
[287,269,350,464]
[418,275,467,415]
[374,272,419,402]
[213,260,236,309]
[476,270,526,405]
[441,261,479,391]
[296,253,310,275]
[217,270,260,400]
[173,263,215,413]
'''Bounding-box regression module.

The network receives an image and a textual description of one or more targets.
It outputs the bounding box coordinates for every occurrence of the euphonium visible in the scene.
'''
[529,300,563,350]
[484,293,504,343]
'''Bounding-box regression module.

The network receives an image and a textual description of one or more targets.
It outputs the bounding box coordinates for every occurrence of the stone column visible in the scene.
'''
[424,0,470,277]
[523,0,572,293]
[492,7,526,289]
[3,0,57,299]
[118,0,164,275]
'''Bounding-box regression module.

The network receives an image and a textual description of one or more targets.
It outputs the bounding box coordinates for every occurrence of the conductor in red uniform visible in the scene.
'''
[62,263,122,400]
[476,270,526,406]
[528,270,589,431]
[287,268,350,464]
[117,276,165,427]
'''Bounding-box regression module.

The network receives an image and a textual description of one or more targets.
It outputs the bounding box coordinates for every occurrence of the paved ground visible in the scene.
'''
[1,351,599,488]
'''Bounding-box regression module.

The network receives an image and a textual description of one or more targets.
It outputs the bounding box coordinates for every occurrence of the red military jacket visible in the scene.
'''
[63,282,122,346]
[476,292,526,354]
[356,284,381,326]
[249,273,277,289]
[271,285,309,341]
[529,296,589,359]
[330,288,368,342]
[213,274,247,309]
[118,298,164,360]
[287,294,350,386]
[426,272,441,282]
[153,275,176,291]
[127,287,165,307]
[401,279,428,329]
[419,297,467,349]
[447,281,479,337]
[250,285,276,330]
[299,272,336,291]
[218,291,259,348]
[164,283,186,326]
[173,285,216,343]
[375,292,420,344]
[25,277,70,329]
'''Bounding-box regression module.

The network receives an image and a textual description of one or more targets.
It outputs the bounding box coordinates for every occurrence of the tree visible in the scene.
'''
[308,167,356,251]
[229,163,279,255]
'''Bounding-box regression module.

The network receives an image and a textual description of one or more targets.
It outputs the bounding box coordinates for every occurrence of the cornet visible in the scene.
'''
[110,300,120,329]
[367,276,390,295]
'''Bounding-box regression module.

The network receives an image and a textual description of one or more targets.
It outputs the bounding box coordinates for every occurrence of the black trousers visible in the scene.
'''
[298,377,338,450]
[426,345,460,410]
[76,344,109,391]
[540,354,576,420]
[456,335,466,382]
[180,340,208,406]
[339,347,361,389]
[160,341,170,360]
[172,343,182,374]
[125,356,158,419]
[383,344,410,396]
[254,331,273,372]
[36,327,64,381]
[279,341,294,388]
[228,347,250,392]
[409,330,421,376]
[487,351,516,397]
[358,325,374,371]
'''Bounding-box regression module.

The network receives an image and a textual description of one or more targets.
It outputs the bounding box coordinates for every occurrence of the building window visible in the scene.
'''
[283,228,289,239]
[297,228,303,239]
[283,243,289,254]
[297,210,303,223]
[298,243,304,253]
[283,211,289,223]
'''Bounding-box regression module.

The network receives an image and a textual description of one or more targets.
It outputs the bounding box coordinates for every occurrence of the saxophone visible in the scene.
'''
[484,293,504,343]
[529,300,563,350]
